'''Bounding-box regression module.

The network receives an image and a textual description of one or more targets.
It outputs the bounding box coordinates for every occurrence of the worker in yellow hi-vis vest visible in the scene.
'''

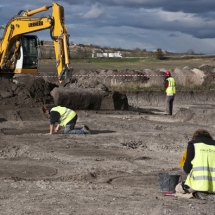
[42,104,90,135]
[176,129,215,200]
[164,70,176,115]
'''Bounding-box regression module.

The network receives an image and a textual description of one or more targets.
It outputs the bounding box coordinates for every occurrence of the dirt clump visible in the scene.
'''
[0,77,56,107]
[0,75,129,111]
[174,108,195,122]
[51,87,128,110]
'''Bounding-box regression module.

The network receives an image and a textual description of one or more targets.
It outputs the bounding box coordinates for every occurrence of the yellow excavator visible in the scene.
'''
[0,2,71,82]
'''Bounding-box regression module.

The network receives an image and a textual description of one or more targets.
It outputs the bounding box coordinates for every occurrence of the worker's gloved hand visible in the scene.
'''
[179,149,187,167]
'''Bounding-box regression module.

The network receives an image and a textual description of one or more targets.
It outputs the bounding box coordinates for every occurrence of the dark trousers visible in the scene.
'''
[64,115,84,134]
[165,95,175,115]
[66,114,78,130]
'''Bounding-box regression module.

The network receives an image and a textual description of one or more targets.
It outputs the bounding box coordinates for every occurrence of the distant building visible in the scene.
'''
[92,52,122,58]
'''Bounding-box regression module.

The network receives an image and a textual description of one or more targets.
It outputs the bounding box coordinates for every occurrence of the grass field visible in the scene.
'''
[41,56,215,71]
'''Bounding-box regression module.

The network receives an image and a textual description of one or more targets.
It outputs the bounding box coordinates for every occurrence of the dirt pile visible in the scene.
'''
[0,76,128,111]
[0,77,56,107]
[174,105,215,125]
[68,64,215,89]
[51,87,128,110]
[71,69,149,87]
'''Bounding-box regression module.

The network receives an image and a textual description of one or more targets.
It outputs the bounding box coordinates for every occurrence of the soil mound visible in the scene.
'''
[51,87,128,110]
[0,77,56,107]
[174,108,195,122]
[0,76,128,111]
[174,105,215,125]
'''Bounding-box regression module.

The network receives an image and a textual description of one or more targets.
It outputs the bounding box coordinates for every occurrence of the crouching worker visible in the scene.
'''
[42,104,90,135]
[175,129,215,200]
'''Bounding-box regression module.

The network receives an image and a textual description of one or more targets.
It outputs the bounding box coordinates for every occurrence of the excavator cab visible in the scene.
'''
[15,35,39,74]
[0,2,71,81]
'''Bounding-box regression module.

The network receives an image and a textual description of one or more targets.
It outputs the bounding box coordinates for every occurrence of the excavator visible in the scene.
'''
[0,2,71,82]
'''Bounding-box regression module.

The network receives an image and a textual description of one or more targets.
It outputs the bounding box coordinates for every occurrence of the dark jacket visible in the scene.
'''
[48,105,59,125]
[183,135,215,174]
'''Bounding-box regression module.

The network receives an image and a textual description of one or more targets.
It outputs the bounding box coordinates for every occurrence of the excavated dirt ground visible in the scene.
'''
[1,66,215,215]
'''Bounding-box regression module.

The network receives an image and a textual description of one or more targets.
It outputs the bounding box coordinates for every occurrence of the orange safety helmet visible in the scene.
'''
[165,71,171,76]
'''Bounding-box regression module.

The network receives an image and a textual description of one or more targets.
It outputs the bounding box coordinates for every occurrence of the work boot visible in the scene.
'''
[82,125,91,134]
[193,192,214,201]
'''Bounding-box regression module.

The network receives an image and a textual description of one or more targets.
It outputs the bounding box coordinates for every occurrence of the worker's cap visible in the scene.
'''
[165,71,171,76]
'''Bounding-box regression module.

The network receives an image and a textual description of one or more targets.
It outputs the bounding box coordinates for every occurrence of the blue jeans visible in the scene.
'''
[63,115,84,134]
[64,124,85,134]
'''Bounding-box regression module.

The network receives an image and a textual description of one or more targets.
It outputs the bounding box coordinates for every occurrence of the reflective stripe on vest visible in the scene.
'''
[185,143,215,192]
[166,77,176,94]
[51,106,76,127]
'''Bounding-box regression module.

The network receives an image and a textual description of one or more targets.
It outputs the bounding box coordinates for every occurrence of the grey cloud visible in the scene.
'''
[168,34,178,38]
[83,5,104,19]
[193,30,215,39]
[64,0,215,13]
[1,0,215,54]
[1,1,215,41]
[77,5,215,40]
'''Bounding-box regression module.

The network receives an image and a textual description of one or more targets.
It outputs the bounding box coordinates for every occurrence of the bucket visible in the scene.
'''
[158,172,181,193]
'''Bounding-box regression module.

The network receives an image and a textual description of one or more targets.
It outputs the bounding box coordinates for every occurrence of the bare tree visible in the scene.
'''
[187,49,195,55]
[155,48,164,60]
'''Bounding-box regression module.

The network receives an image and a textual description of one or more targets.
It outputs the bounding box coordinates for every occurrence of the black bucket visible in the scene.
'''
[158,172,181,193]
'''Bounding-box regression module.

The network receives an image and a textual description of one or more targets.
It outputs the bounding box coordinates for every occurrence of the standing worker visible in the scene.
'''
[164,70,176,115]
[175,129,215,200]
[42,104,90,135]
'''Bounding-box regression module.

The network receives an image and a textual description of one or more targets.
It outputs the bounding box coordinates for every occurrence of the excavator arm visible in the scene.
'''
[0,2,71,81]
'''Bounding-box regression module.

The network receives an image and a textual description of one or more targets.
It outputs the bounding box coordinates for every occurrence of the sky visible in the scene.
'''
[1,0,215,54]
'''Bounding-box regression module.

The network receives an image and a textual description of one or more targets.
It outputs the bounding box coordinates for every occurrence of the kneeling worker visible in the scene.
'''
[176,129,215,200]
[42,104,90,135]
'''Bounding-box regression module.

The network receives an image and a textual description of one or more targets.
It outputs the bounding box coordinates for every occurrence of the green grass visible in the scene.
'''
[40,56,215,73]
[69,57,215,71]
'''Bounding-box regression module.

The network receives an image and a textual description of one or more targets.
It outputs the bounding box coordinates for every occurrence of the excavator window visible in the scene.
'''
[21,36,38,68]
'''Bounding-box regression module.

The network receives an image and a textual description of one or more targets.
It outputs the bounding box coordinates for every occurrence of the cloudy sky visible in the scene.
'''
[1,0,215,54]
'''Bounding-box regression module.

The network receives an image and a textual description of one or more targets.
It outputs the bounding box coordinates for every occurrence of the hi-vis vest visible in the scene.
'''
[51,106,76,127]
[166,77,176,95]
[185,143,215,192]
